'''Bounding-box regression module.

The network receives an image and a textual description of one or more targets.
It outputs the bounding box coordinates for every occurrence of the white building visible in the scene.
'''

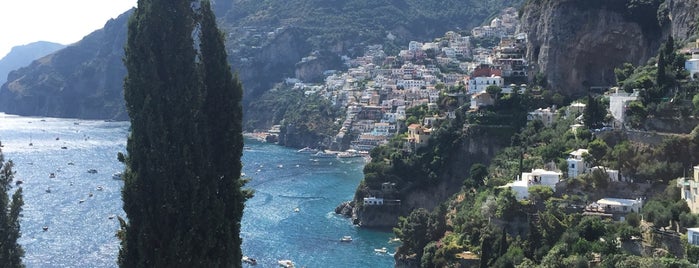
[609,89,639,127]
[504,169,562,200]
[467,75,504,94]
[363,197,384,206]
[527,107,556,127]
[567,149,590,178]
[587,198,643,214]
[686,54,699,80]
[688,227,699,246]
[567,102,586,117]
[678,165,699,213]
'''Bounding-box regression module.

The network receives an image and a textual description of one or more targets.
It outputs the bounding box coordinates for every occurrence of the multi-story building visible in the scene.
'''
[678,165,699,213]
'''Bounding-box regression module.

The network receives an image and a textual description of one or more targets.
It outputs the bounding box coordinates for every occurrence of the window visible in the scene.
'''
[571,164,575,169]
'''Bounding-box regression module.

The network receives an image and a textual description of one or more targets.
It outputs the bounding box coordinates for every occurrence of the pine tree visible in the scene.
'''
[0,143,24,268]
[119,0,245,267]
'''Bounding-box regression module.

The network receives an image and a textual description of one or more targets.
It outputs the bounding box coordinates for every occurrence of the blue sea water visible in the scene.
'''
[0,113,394,268]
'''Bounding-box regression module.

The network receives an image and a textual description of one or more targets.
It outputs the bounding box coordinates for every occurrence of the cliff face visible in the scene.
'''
[0,11,131,120]
[667,0,699,40]
[0,41,65,85]
[351,125,513,228]
[521,0,662,97]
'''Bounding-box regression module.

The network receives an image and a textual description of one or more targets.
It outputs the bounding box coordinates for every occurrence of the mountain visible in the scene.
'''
[0,0,523,120]
[521,0,698,97]
[0,41,65,85]
[0,10,131,120]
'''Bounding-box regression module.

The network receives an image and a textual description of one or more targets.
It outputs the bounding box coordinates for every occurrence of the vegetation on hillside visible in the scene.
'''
[119,1,248,266]
[0,142,24,267]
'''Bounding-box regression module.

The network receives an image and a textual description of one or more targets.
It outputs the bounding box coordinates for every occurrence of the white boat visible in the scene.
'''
[374,247,388,254]
[340,235,352,242]
[293,207,300,212]
[242,256,257,265]
[336,151,360,158]
[277,259,294,268]
[313,151,336,158]
[112,172,123,180]
[297,147,318,153]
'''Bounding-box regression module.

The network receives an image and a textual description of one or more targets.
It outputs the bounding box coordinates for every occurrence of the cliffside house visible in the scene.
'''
[567,149,590,178]
[584,198,643,221]
[688,227,699,246]
[406,124,431,150]
[687,39,699,80]
[363,197,384,206]
[527,107,556,127]
[567,102,586,117]
[467,75,504,94]
[502,169,561,200]
[608,88,639,128]
[677,165,699,213]
[470,92,495,110]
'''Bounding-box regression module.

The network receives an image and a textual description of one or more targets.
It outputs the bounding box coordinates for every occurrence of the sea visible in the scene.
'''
[0,113,395,268]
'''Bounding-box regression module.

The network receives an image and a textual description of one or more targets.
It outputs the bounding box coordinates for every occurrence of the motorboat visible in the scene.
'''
[97,186,104,191]
[242,256,257,265]
[49,173,56,178]
[112,173,123,180]
[336,150,360,158]
[87,169,98,174]
[297,147,318,153]
[277,259,294,268]
[42,226,48,231]
[45,187,51,193]
[340,235,352,242]
[293,207,300,212]
[374,247,388,254]
[313,151,336,158]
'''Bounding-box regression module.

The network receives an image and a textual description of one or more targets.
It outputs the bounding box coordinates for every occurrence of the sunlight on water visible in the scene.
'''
[0,113,394,267]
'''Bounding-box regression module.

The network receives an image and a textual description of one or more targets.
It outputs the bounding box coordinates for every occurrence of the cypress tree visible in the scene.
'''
[119,0,245,267]
[0,143,24,268]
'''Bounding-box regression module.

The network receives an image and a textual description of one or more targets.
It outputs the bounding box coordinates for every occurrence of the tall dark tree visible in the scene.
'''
[119,0,246,267]
[0,143,24,267]
[583,95,605,129]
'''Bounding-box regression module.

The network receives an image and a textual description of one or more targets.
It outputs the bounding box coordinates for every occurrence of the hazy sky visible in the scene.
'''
[0,0,137,58]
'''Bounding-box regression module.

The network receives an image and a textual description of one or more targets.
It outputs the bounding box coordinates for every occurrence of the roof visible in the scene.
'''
[688,227,699,233]
[569,149,589,157]
[596,198,641,207]
[530,169,562,176]
[407,124,422,129]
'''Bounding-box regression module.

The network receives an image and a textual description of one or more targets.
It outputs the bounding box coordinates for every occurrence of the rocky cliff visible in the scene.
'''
[521,0,665,97]
[348,125,513,228]
[0,11,131,120]
[0,41,65,85]
[0,0,523,121]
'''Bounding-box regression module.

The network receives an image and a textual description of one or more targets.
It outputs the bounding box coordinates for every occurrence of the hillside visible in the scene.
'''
[0,41,65,85]
[0,0,523,120]
[520,0,698,98]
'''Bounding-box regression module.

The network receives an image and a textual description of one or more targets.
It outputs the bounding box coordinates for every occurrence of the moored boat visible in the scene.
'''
[277,259,294,268]
[340,235,352,242]
[374,247,388,254]
[242,256,257,265]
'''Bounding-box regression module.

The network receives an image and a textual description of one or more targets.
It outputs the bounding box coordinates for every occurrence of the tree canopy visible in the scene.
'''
[119,0,247,266]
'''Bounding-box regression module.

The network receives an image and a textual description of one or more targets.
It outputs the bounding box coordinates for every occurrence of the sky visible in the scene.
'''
[0,0,137,58]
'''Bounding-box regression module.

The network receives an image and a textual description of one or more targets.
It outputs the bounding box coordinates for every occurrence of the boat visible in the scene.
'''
[112,172,123,180]
[61,146,68,149]
[374,247,388,254]
[313,151,337,158]
[42,226,48,231]
[87,169,98,174]
[79,199,85,204]
[277,260,294,268]
[340,235,352,242]
[388,237,401,243]
[45,187,51,193]
[15,179,23,186]
[242,256,257,265]
[68,162,75,165]
[108,215,115,220]
[96,186,104,191]
[293,207,300,212]
[49,173,56,178]
[297,147,318,153]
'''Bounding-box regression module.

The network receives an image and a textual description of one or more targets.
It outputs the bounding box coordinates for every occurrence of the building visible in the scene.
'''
[609,89,639,127]
[567,102,586,117]
[363,197,384,206]
[688,227,699,246]
[470,92,495,110]
[527,107,556,127]
[503,169,561,200]
[407,124,431,150]
[567,149,590,178]
[677,165,699,213]
[585,198,643,221]
[687,53,699,80]
[467,75,504,94]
